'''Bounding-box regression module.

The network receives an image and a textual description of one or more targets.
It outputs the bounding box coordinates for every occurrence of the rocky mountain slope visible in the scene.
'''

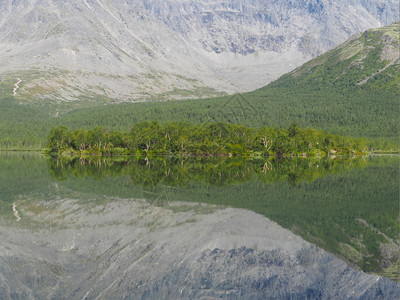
[266,21,400,90]
[0,0,398,102]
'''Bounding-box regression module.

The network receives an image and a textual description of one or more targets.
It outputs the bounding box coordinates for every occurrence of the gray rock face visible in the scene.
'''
[0,0,398,101]
[0,198,398,299]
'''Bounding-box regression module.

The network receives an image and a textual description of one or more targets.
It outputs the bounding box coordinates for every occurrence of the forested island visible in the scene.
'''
[45,122,373,157]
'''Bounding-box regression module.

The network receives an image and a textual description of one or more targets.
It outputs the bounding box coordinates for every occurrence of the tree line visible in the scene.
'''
[45,121,371,157]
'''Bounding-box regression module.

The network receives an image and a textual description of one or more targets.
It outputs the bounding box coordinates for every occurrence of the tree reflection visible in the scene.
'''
[47,156,368,187]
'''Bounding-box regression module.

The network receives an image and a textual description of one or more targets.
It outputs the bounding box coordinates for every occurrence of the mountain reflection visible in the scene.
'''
[44,155,400,280]
[1,196,398,299]
[0,153,398,283]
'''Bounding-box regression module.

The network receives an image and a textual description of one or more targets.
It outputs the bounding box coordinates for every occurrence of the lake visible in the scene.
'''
[0,152,399,299]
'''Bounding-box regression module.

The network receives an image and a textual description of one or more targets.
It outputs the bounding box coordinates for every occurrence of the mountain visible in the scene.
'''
[247,21,400,138]
[0,0,398,103]
[56,22,400,140]
[265,21,400,91]
[0,22,399,149]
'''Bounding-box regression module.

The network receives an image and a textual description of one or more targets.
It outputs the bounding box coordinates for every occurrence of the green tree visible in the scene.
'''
[46,126,71,154]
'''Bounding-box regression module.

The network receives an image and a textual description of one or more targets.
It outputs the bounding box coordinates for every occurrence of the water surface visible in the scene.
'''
[0,152,398,299]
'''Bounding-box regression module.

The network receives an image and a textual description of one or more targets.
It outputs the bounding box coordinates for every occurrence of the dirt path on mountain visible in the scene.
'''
[12,78,22,96]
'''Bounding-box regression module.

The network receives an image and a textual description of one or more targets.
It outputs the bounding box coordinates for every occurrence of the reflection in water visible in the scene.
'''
[0,152,399,299]
[47,155,368,187]
[0,196,399,299]
[44,155,400,278]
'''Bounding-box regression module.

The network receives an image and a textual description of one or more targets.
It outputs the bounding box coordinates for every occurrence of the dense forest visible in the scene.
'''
[45,122,373,157]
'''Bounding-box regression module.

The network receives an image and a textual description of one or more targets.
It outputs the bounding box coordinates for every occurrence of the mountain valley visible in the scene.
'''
[0,0,398,102]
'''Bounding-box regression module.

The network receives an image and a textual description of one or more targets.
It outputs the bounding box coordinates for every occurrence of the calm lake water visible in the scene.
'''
[0,152,399,299]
